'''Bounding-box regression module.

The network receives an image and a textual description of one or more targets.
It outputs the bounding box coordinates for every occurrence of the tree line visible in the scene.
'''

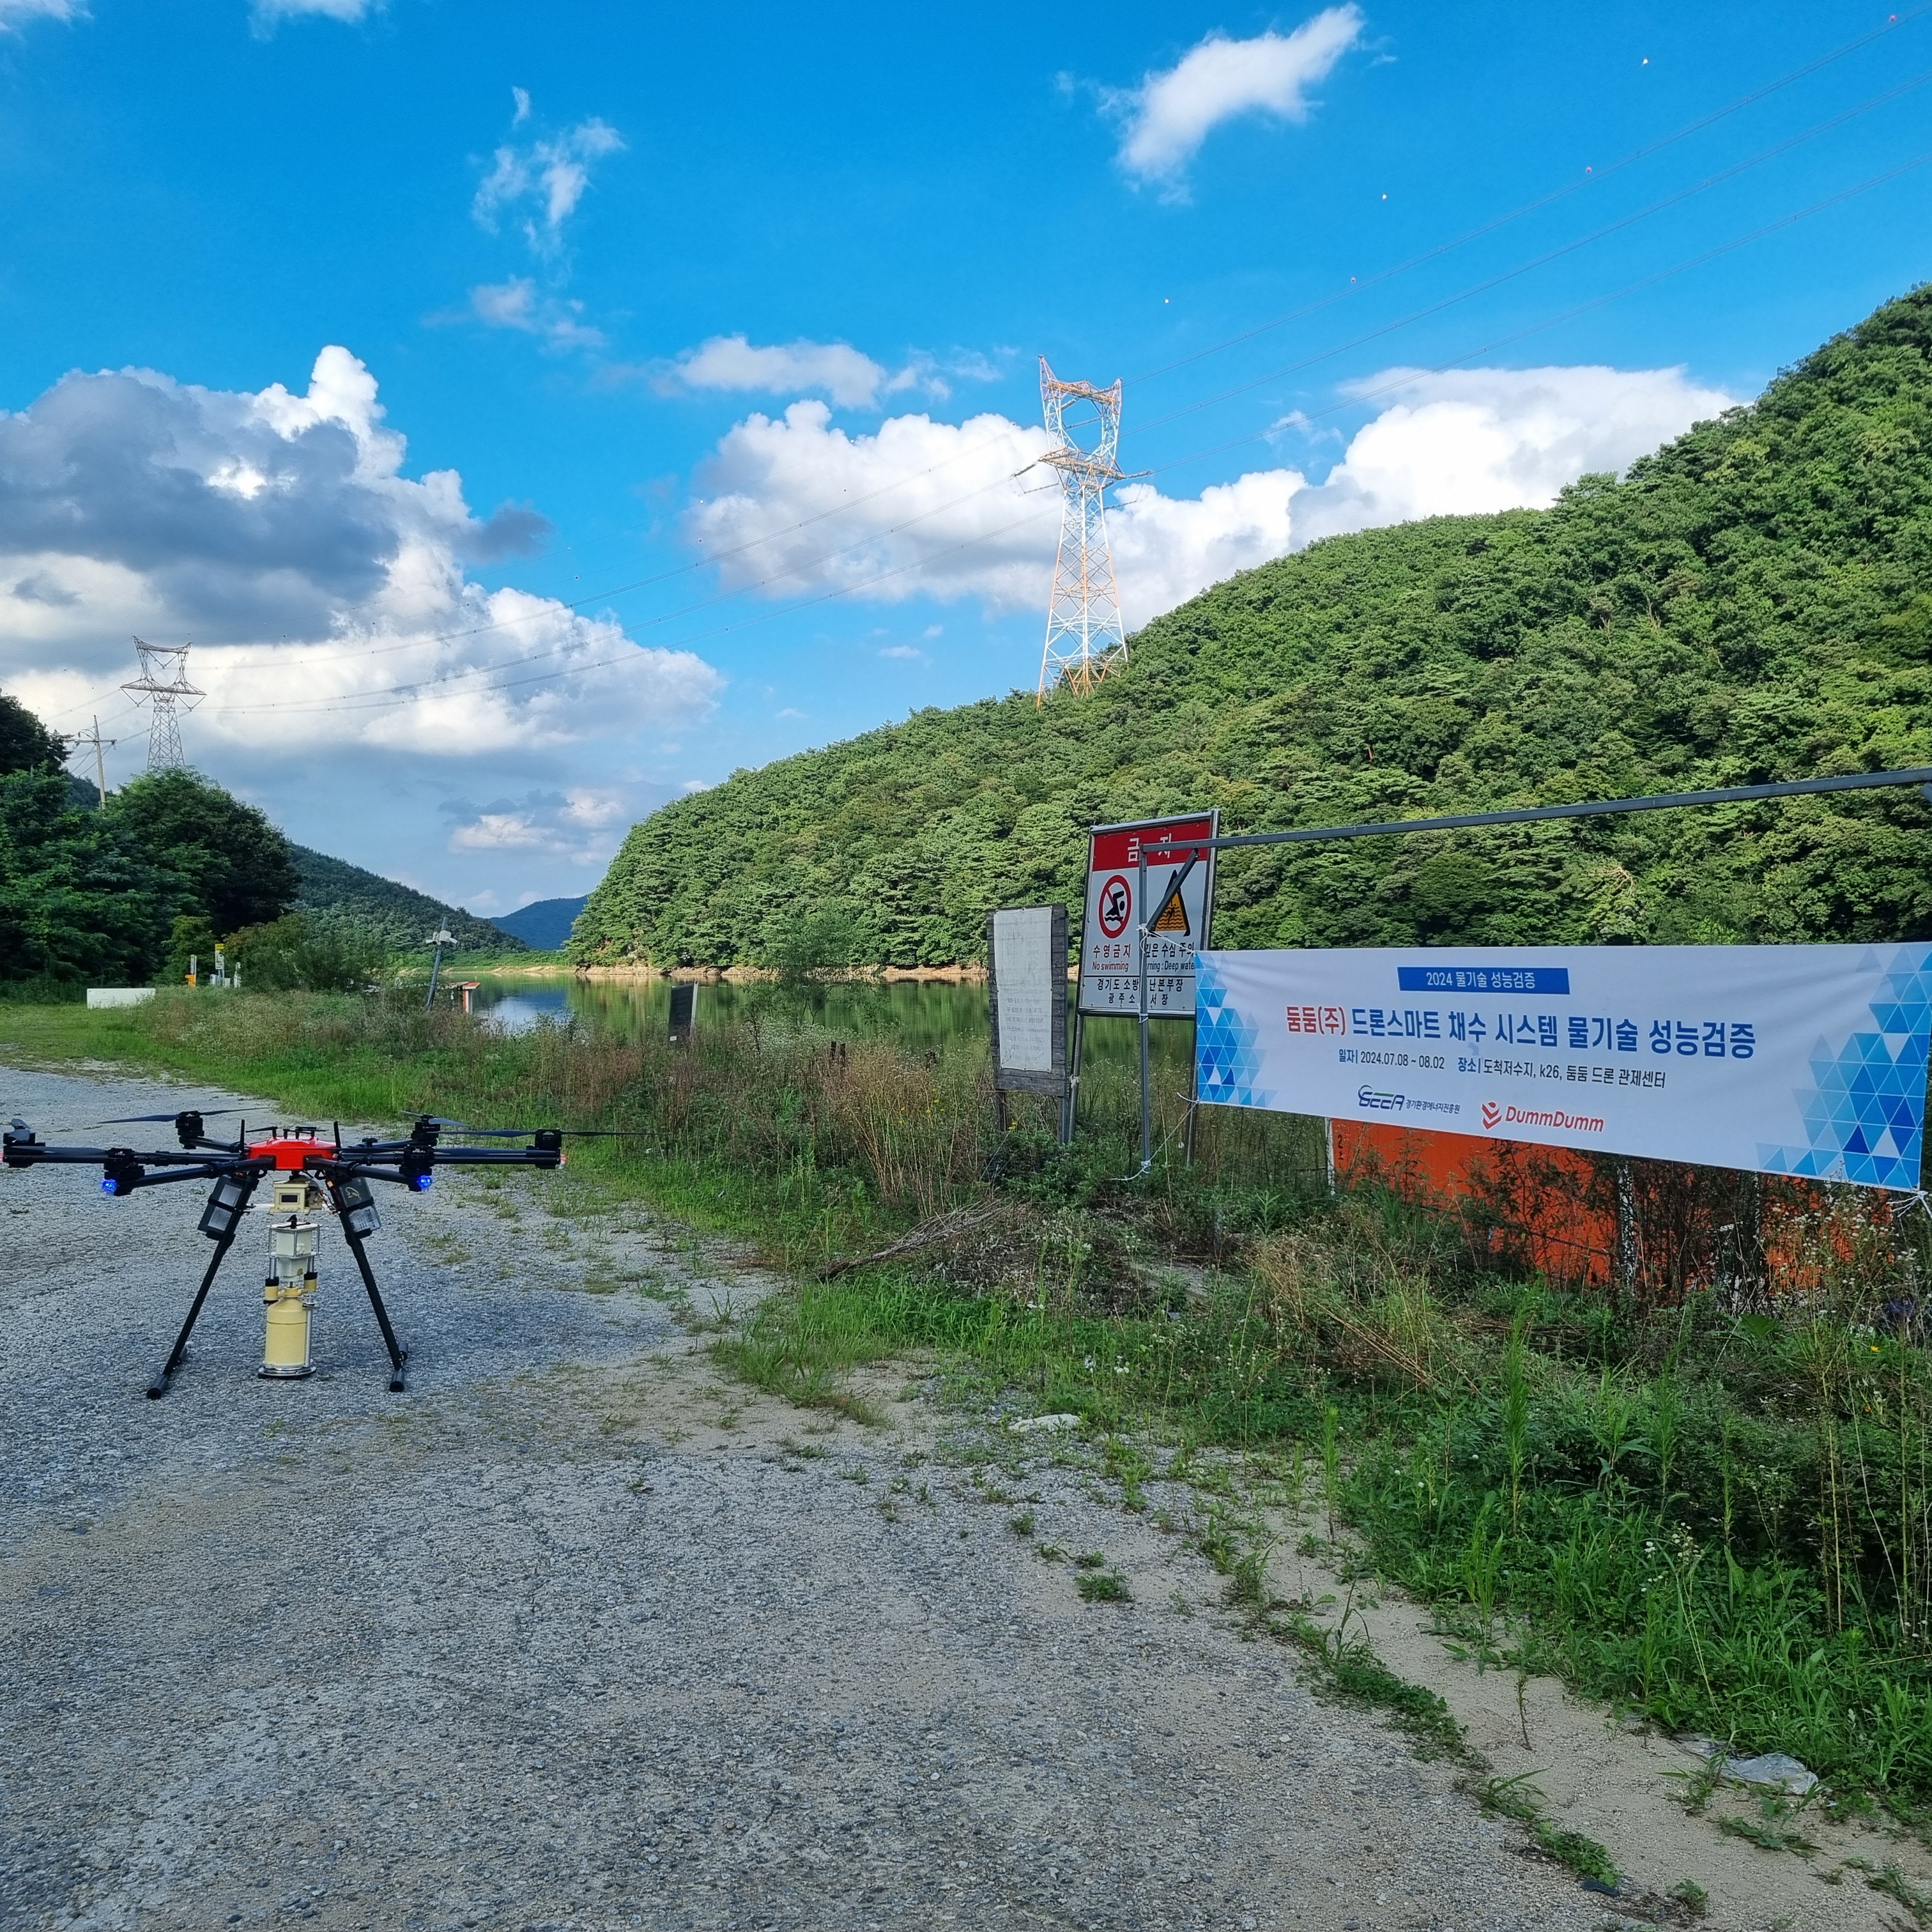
[572,284,1932,969]
[0,703,401,993]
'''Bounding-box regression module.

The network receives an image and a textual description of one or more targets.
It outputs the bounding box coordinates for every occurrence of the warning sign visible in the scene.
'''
[1077,811,1218,1017]
[1150,890,1190,937]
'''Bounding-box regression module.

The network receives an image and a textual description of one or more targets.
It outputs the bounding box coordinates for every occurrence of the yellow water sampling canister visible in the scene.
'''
[260,1179,320,1379]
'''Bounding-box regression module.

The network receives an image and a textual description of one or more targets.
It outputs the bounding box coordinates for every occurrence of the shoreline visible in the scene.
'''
[473,961,1089,985]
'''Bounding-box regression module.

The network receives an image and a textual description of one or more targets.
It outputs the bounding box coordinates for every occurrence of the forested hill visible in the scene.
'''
[292,847,521,954]
[573,286,1932,970]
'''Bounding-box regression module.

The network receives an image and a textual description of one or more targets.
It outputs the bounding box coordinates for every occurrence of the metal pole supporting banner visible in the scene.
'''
[1063,1006,1085,1145]
[1137,844,1152,1173]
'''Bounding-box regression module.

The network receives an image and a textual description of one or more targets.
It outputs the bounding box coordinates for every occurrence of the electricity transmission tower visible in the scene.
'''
[122,640,203,771]
[1036,358,1128,705]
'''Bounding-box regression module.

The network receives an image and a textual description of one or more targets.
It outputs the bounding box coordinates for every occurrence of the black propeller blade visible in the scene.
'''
[418,1118,649,1138]
[98,1108,245,1126]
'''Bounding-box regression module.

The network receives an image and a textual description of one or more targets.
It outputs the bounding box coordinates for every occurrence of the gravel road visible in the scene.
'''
[1,1064,1624,1932]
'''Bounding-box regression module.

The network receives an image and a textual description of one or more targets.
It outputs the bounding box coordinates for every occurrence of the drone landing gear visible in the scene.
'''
[146,1222,242,1399]
[338,1213,410,1394]
[143,1197,411,1397]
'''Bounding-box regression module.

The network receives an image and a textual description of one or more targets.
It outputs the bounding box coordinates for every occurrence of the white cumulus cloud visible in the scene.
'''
[0,0,81,26]
[1289,364,1736,546]
[664,336,899,411]
[251,0,376,29]
[686,402,1057,613]
[682,362,1735,628]
[0,347,721,898]
[1112,7,1363,192]
[473,111,625,252]
[685,401,1300,622]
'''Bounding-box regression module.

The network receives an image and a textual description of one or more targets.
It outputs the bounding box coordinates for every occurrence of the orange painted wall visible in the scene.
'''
[1331,1119,1619,1284]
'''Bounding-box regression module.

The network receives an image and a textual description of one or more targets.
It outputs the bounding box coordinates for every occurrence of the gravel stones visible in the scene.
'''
[2,1064,1610,1932]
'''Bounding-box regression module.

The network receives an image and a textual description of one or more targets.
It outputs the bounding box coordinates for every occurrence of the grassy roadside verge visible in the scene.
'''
[8,989,1932,1817]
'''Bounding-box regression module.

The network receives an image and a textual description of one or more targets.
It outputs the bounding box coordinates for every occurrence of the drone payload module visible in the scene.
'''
[3,1108,571,1395]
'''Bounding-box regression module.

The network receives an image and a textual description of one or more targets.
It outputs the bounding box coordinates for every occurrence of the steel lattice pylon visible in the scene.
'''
[122,639,204,771]
[1036,358,1128,705]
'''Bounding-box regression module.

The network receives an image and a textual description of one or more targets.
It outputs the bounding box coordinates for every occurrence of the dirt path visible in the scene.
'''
[0,1063,1917,1932]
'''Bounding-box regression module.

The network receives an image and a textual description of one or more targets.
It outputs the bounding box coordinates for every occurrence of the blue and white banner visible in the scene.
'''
[1195,944,1932,1190]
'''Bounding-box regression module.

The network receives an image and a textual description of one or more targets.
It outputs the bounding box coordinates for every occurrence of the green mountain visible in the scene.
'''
[573,288,1932,969]
[496,894,587,951]
[292,846,523,954]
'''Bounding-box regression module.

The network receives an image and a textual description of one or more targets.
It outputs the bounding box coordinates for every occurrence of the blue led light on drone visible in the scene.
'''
[411,1172,433,1192]
[101,1176,116,1194]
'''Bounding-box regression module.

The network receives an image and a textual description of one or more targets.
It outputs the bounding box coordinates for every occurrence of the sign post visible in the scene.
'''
[1072,811,1218,1155]
[668,981,698,1046]
[988,907,1070,1133]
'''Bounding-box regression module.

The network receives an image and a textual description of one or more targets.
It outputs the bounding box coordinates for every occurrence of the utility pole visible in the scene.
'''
[425,930,456,1010]
[122,640,204,770]
[1036,359,1129,705]
[59,717,118,802]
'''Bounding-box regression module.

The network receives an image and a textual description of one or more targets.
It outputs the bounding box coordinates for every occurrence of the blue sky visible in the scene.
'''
[1,0,1928,916]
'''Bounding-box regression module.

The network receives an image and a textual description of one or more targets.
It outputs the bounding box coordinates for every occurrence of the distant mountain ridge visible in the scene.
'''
[291,846,522,954]
[495,896,587,951]
[572,286,1932,967]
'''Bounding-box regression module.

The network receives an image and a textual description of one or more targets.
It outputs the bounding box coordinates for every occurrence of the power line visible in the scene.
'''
[1135,66,1932,437]
[226,141,1932,726]
[1127,0,1932,388]
[193,52,1932,712]
[35,15,1932,736]
[1136,141,1932,489]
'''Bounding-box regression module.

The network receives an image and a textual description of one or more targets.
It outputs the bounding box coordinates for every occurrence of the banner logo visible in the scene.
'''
[1481,1100,1501,1130]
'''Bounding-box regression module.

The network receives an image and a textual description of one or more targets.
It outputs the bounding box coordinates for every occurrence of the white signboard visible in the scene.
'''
[1078,811,1218,1017]
[1195,943,1932,1191]
[988,905,1067,1096]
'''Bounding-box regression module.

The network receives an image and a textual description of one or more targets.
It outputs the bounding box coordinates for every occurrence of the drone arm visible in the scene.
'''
[422,1146,564,1169]
[118,1162,249,1192]
[332,1165,420,1188]
[1,1141,115,1169]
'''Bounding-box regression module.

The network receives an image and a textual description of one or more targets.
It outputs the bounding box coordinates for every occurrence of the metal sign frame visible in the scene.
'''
[1066,811,1219,1151]
[1077,810,1219,1018]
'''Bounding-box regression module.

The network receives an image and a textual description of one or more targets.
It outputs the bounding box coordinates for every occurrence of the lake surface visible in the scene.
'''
[459,972,1318,1178]
[467,972,1199,1113]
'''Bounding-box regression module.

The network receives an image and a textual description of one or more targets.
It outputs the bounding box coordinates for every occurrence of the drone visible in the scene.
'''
[1,1108,597,1397]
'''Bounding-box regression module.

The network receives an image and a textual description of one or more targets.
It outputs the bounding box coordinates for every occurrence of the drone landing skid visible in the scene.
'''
[144,1204,411,1399]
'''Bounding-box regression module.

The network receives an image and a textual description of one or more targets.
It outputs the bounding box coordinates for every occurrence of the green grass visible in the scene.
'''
[10,989,1932,1812]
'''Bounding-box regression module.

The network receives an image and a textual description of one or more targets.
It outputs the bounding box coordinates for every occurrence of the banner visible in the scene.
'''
[1195,944,1932,1190]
